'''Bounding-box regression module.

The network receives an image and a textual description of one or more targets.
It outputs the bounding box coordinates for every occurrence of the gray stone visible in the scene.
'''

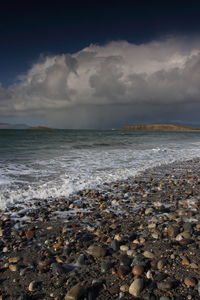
[51,263,65,275]
[129,278,144,296]
[75,254,86,266]
[183,222,192,232]
[111,239,120,251]
[157,281,174,291]
[86,245,107,258]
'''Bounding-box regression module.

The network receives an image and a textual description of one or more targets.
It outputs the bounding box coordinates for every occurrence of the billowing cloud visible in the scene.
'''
[1,37,200,127]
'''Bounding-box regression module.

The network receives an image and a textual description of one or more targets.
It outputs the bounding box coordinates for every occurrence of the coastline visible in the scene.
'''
[0,159,200,299]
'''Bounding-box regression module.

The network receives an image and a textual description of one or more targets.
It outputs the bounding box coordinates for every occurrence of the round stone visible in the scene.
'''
[132,265,144,276]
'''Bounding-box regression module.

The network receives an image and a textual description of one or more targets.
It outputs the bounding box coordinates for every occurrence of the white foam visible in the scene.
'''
[1,139,200,210]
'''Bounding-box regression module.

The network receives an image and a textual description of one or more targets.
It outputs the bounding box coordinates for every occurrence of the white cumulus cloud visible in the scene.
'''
[1,37,200,127]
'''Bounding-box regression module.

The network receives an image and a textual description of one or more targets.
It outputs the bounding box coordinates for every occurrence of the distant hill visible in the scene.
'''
[28,126,55,130]
[0,123,56,130]
[122,124,200,131]
[0,123,29,129]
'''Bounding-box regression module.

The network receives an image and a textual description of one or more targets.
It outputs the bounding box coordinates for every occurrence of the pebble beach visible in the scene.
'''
[1,159,200,299]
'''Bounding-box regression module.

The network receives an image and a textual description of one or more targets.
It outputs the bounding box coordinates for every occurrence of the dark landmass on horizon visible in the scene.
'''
[28,126,56,130]
[122,124,200,131]
[0,123,55,130]
[1,123,200,131]
[0,123,29,129]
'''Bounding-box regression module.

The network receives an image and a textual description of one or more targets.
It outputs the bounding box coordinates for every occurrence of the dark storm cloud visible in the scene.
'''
[1,37,200,127]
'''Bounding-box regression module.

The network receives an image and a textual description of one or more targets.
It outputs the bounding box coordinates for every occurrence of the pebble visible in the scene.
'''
[145,208,154,215]
[181,257,190,265]
[197,280,200,295]
[120,245,129,252]
[143,251,155,259]
[157,281,174,291]
[1,159,200,299]
[8,257,20,263]
[51,263,66,275]
[117,265,130,279]
[120,284,129,292]
[129,278,144,296]
[127,249,137,257]
[184,277,197,287]
[75,254,86,266]
[28,281,37,292]
[146,270,153,280]
[64,284,84,300]
[181,231,191,239]
[167,225,179,238]
[101,261,112,273]
[86,245,107,257]
[9,264,18,272]
[157,259,167,270]
[190,262,198,269]
[132,264,144,276]
[111,239,120,251]
[25,229,35,239]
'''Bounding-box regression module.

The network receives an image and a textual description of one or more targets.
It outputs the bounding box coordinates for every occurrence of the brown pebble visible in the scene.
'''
[157,259,167,270]
[182,257,190,265]
[132,265,144,276]
[184,277,197,287]
[8,257,20,263]
[25,230,35,239]
[117,265,130,279]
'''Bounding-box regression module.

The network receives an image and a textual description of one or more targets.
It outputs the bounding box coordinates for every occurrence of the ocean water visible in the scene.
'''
[0,129,200,210]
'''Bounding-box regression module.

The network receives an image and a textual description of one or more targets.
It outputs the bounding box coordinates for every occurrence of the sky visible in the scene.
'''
[1,0,200,128]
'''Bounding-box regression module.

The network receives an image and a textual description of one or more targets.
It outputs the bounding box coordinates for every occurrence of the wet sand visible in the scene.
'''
[0,159,200,299]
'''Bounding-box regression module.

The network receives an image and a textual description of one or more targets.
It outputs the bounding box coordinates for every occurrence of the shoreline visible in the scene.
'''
[1,159,200,299]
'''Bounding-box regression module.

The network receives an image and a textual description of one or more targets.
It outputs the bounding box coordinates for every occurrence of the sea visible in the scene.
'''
[1,129,200,210]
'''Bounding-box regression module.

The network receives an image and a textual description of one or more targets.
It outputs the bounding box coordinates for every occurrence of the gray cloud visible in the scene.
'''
[1,37,200,127]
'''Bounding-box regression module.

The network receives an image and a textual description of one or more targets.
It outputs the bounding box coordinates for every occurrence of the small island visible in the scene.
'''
[28,126,56,130]
[122,123,200,131]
